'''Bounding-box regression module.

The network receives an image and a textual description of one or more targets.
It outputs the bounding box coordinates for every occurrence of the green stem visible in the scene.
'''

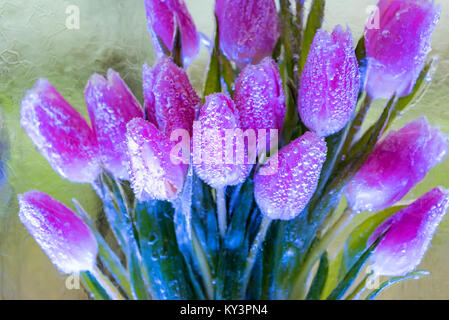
[290,207,354,300]
[90,266,125,300]
[345,272,372,300]
[192,227,214,300]
[216,187,227,238]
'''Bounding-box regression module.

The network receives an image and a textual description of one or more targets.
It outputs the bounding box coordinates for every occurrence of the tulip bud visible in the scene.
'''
[144,0,200,65]
[142,56,200,137]
[364,0,440,99]
[85,69,143,180]
[21,79,100,183]
[345,117,448,213]
[298,26,360,137]
[368,187,449,276]
[193,93,251,189]
[234,57,286,133]
[126,118,187,201]
[254,132,327,220]
[18,191,98,274]
[215,0,280,67]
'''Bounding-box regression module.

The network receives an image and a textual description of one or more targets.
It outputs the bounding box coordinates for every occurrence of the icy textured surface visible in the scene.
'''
[18,191,98,274]
[234,57,286,133]
[85,69,144,180]
[254,132,327,220]
[142,56,200,137]
[127,118,187,201]
[365,0,440,99]
[193,93,252,189]
[369,187,449,276]
[346,117,449,213]
[298,26,359,137]
[20,80,101,183]
[144,0,200,65]
[216,0,279,67]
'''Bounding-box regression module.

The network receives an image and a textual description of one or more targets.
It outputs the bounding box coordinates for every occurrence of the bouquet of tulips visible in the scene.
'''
[17,0,449,300]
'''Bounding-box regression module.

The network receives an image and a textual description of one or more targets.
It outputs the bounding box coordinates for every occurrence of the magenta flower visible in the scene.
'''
[21,79,100,183]
[254,132,327,220]
[345,117,448,213]
[364,0,440,99]
[368,187,449,276]
[144,0,200,65]
[126,118,187,201]
[18,191,98,274]
[142,56,200,137]
[193,93,252,189]
[215,0,280,67]
[85,69,143,180]
[298,26,360,137]
[234,57,286,133]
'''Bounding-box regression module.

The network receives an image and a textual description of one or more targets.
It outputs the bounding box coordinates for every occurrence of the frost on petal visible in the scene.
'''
[126,118,186,201]
[234,57,285,133]
[368,187,449,276]
[364,0,440,99]
[193,93,252,189]
[298,26,360,137]
[216,0,279,67]
[254,131,327,220]
[20,79,100,183]
[345,117,449,213]
[85,69,143,180]
[18,191,98,274]
[142,57,200,137]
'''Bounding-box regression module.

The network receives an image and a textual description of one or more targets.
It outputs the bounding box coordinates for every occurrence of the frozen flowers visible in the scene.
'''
[298,26,360,137]
[85,69,143,180]
[368,187,449,276]
[18,191,98,274]
[364,0,440,99]
[21,79,100,183]
[215,0,280,67]
[144,0,200,65]
[345,117,448,213]
[254,132,327,220]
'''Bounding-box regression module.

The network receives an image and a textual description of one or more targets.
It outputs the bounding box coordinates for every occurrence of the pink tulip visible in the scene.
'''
[18,191,98,273]
[126,118,187,201]
[215,0,280,67]
[193,93,252,189]
[142,56,200,137]
[21,79,100,183]
[254,132,327,220]
[144,0,200,65]
[368,187,449,276]
[346,117,448,213]
[298,26,360,137]
[234,57,286,133]
[85,69,143,180]
[364,0,440,99]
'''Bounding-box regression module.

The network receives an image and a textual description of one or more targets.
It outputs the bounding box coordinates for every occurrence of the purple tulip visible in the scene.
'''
[254,132,327,220]
[193,93,252,189]
[85,69,143,180]
[346,117,448,213]
[126,118,187,201]
[368,187,449,276]
[364,0,440,99]
[142,56,200,137]
[144,0,200,65]
[298,26,360,137]
[234,57,286,133]
[21,79,100,183]
[18,191,98,273]
[215,0,280,67]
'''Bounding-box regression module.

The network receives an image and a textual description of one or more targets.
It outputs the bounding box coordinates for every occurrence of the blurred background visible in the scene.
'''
[0,0,448,299]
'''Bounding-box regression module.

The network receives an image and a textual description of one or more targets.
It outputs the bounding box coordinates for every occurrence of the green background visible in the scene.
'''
[0,0,448,299]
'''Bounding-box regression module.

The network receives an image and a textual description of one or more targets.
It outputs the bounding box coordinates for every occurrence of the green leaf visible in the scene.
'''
[203,15,222,100]
[171,24,183,68]
[81,271,111,300]
[365,270,430,300]
[306,252,329,300]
